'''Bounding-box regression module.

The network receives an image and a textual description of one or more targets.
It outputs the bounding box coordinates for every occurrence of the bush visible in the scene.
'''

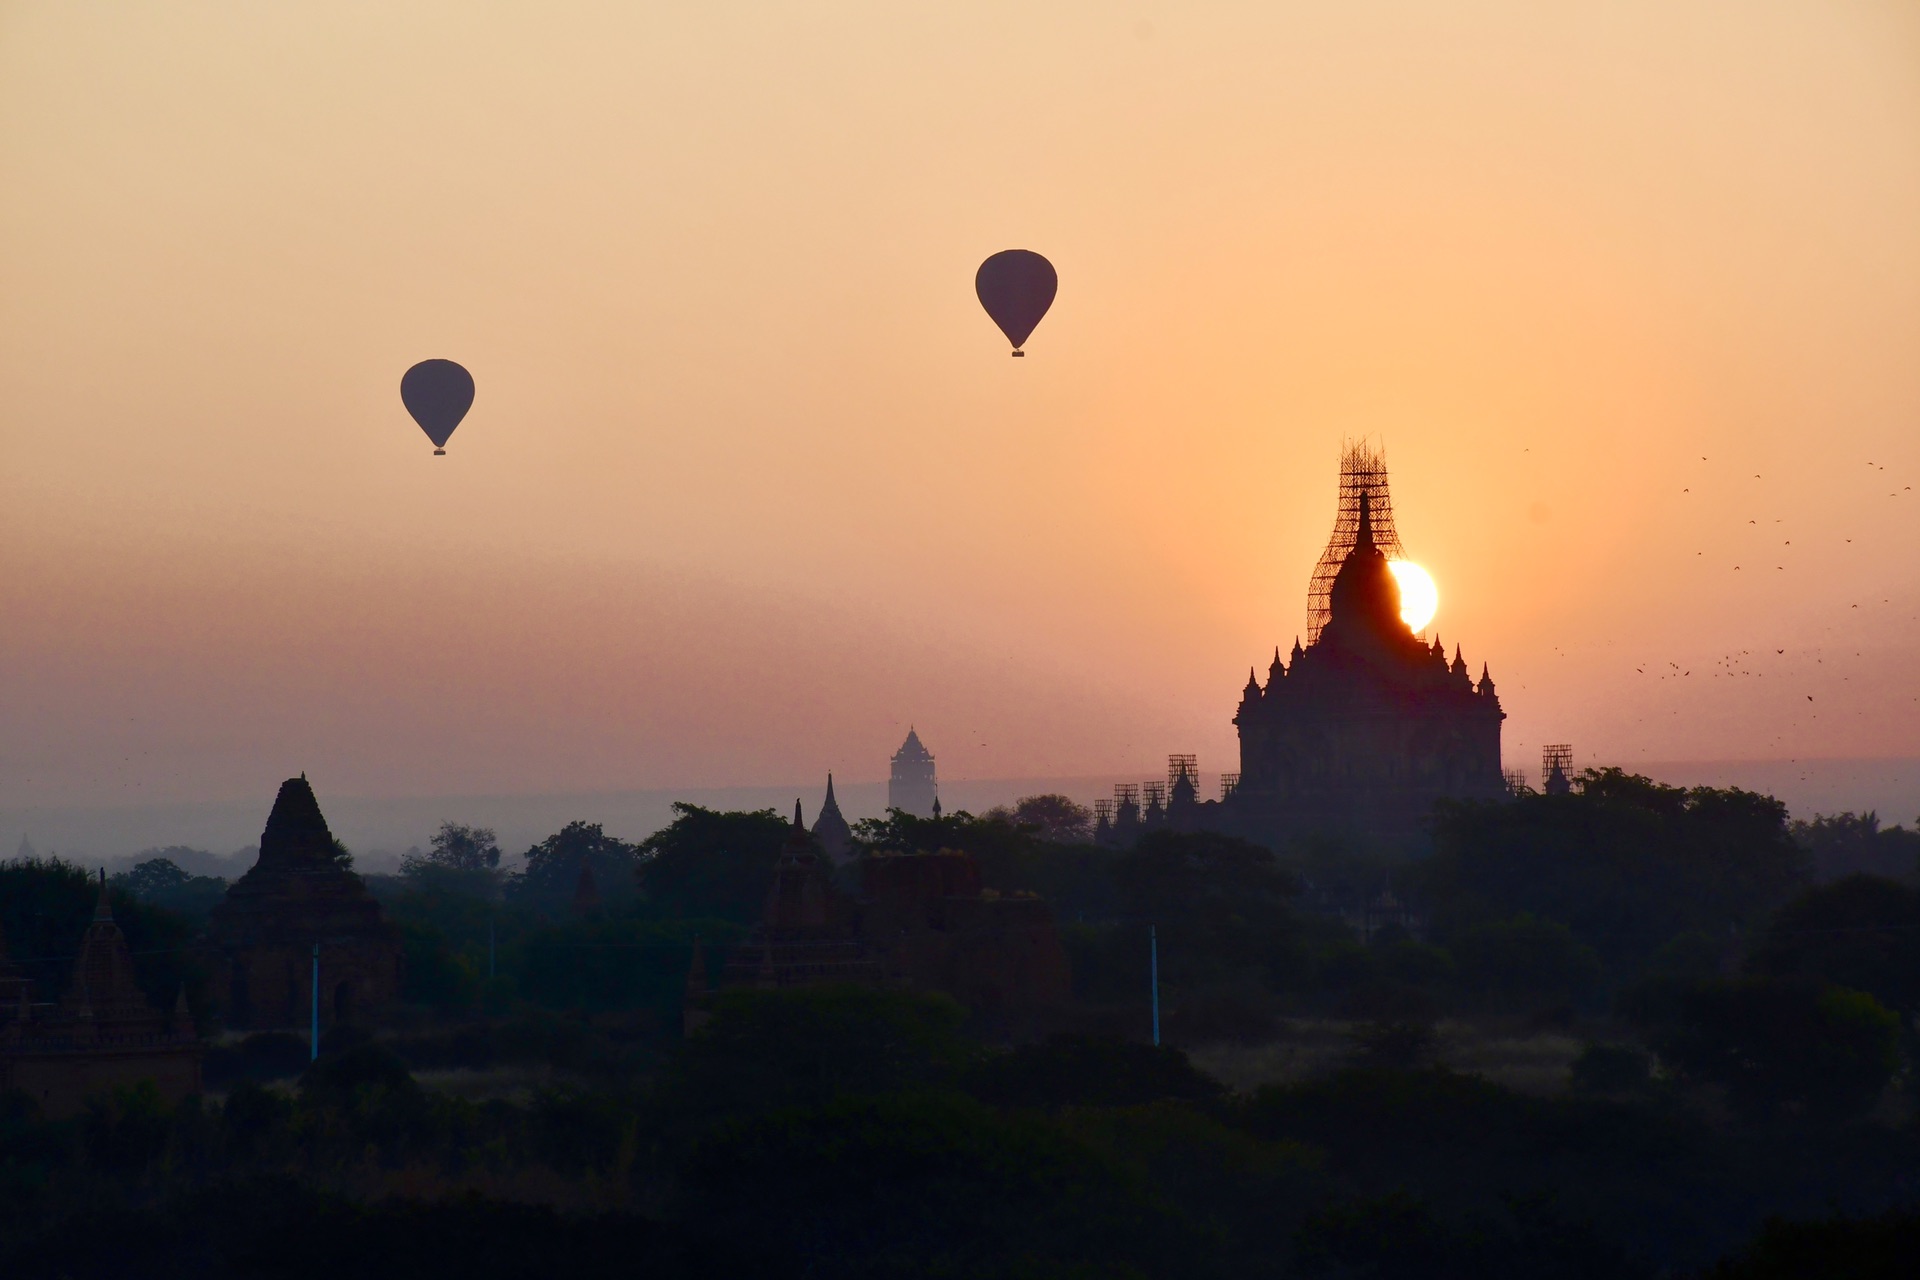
[658,987,977,1136]
[1450,914,1602,1009]
[965,1034,1224,1110]
[1346,1020,1436,1070]
[1647,979,1899,1121]
[1569,1043,1653,1095]
[204,1032,312,1087]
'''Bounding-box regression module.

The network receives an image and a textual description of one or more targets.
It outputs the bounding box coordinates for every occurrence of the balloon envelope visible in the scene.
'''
[975,250,1057,352]
[400,359,475,451]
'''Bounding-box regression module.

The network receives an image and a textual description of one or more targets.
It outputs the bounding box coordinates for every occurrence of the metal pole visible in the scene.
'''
[1149,924,1160,1047]
[310,943,320,1061]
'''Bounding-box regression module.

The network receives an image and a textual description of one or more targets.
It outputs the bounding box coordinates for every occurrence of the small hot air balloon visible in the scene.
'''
[975,250,1056,356]
[400,359,475,455]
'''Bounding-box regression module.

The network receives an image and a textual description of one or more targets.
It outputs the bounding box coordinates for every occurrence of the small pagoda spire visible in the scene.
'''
[1452,644,1468,676]
[1477,662,1496,696]
[1354,490,1376,552]
[1244,667,1261,698]
[93,868,114,922]
[1291,636,1304,661]
[932,796,943,819]
[792,799,805,830]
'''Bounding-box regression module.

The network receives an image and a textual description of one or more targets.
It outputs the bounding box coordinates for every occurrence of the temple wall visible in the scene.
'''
[209,939,402,1031]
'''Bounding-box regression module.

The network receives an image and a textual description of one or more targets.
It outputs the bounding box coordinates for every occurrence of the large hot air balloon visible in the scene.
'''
[400,359,475,455]
[975,250,1057,356]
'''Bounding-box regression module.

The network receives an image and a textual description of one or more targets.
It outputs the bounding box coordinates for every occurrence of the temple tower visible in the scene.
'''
[811,773,855,862]
[888,728,939,818]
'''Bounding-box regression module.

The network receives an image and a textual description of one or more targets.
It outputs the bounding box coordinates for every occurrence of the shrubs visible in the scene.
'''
[204,1033,311,1087]
[1569,1043,1653,1096]
[1449,914,1603,1009]
[1642,978,1898,1121]
[965,1034,1225,1110]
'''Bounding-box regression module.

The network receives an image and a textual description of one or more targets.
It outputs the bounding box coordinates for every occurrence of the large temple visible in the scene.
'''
[206,776,403,1030]
[1223,448,1506,849]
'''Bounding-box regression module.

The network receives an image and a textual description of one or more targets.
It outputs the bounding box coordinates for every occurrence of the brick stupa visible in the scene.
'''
[206,776,402,1029]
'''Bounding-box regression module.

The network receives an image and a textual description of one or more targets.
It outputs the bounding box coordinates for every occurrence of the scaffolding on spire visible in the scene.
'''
[1542,744,1574,789]
[1306,439,1407,642]
[1219,772,1241,801]
[1166,754,1198,793]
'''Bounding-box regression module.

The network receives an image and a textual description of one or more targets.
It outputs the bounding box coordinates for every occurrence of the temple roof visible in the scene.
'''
[208,777,397,949]
[258,774,337,867]
[894,727,933,762]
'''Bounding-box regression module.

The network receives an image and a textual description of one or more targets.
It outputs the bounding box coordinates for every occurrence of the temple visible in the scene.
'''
[206,776,403,1030]
[1221,454,1506,849]
[811,773,855,863]
[0,873,201,1117]
[888,728,939,818]
[687,802,1070,1032]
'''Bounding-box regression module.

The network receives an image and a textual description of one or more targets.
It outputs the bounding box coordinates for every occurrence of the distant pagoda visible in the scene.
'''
[811,773,855,862]
[888,728,939,818]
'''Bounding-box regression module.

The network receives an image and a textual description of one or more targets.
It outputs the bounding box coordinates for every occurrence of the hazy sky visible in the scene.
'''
[2,1,1917,810]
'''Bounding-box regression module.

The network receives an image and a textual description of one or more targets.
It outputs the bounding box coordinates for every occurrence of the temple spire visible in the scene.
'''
[93,868,113,922]
[1354,490,1375,552]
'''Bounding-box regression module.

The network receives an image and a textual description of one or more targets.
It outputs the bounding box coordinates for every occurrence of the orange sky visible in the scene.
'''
[2,1,1918,809]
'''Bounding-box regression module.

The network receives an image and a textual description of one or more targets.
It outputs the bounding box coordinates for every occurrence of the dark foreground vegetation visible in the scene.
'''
[3,774,1917,1277]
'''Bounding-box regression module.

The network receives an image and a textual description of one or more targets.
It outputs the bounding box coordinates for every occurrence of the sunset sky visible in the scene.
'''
[2,1,1917,818]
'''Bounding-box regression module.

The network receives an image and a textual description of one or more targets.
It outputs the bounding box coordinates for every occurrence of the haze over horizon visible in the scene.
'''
[3,2,1918,814]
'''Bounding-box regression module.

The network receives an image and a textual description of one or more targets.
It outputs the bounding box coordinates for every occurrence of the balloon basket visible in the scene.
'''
[1010,350,1025,357]
[433,448,446,456]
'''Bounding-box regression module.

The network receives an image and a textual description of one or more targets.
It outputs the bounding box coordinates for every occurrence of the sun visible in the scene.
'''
[1387,560,1438,633]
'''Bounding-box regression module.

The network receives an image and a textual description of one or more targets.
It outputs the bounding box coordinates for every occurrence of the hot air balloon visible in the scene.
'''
[975,250,1056,356]
[400,359,475,455]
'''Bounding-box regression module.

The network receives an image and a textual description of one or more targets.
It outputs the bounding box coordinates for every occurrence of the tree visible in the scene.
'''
[983,794,1094,844]
[510,822,639,905]
[1423,770,1808,981]
[635,804,790,922]
[1789,811,1920,884]
[403,823,501,873]
[657,986,978,1134]
[1450,913,1602,1008]
[112,858,229,919]
[1647,978,1899,1121]
[1745,875,1920,1017]
[964,1034,1224,1110]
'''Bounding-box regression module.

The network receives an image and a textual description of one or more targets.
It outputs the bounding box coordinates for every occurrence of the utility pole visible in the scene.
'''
[310,943,320,1061]
[1149,924,1160,1047]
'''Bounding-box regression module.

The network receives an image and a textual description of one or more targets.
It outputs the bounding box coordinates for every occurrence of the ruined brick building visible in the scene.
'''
[207,776,403,1030]
[687,801,1070,1031]
[0,875,200,1118]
